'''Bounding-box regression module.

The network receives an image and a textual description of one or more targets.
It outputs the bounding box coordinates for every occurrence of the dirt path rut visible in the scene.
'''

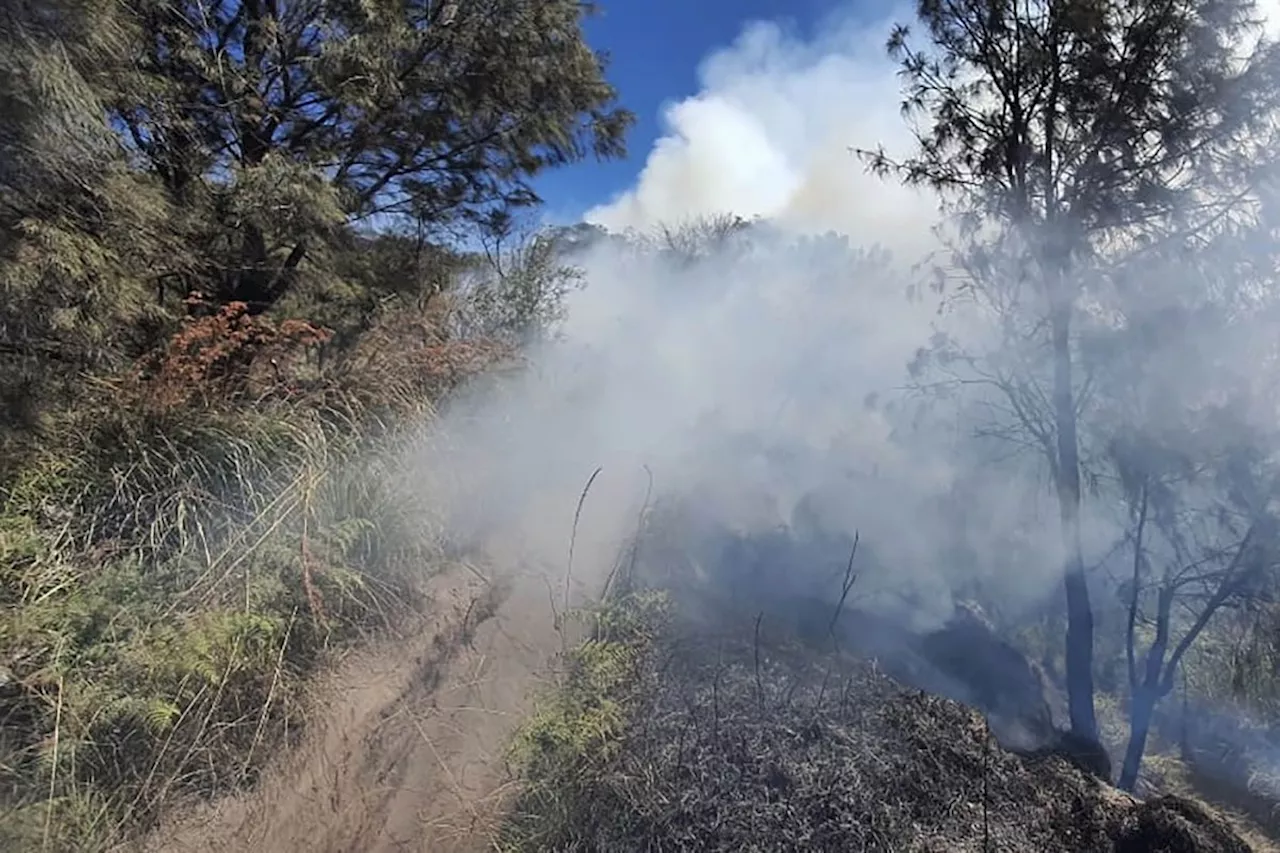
[144,558,563,853]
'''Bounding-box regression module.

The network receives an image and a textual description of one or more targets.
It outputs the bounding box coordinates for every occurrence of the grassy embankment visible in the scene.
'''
[0,296,507,851]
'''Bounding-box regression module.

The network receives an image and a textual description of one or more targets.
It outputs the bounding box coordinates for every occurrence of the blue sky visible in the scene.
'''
[533,0,848,224]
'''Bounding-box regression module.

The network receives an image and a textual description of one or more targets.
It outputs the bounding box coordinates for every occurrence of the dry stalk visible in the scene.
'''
[132,681,210,816]
[41,667,64,853]
[713,640,724,741]
[164,468,310,614]
[602,463,653,600]
[816,657,835,714]
[565,465,603,615]
[153,655,236,810]
[753,611,765,716]
[825,531,861,645]
[299,472,328,627]
[983,716,991,852]
[242,608,298,780]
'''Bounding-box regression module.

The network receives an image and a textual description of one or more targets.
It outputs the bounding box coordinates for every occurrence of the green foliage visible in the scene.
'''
[0,2,189,446]
[501,591,669,851]
[0,0,630,458]
[0,371,453,849]
[0,0,624,847]
[96,0,633,310]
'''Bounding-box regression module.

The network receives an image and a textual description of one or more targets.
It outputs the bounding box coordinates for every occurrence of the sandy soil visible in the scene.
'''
[137,556,566,853]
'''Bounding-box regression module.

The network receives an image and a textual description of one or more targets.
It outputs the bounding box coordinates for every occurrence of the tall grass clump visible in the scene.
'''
[0,294,509,851]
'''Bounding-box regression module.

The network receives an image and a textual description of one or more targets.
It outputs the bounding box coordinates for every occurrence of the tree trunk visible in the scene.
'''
[1050,297,1099,741]
[231,222,273,311]
[1119,685,1158,791]
[226,0,290,314]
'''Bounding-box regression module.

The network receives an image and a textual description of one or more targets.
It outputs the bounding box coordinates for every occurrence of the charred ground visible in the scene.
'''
[503,591,1254,852]
[499,503,1263,853]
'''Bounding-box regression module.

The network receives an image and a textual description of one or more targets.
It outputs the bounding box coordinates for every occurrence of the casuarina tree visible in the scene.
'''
[106,0,633,311]
[864,0,1280,742]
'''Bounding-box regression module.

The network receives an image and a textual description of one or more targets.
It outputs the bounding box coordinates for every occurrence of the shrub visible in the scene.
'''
[0,298,457,850]
[501,591,669,851]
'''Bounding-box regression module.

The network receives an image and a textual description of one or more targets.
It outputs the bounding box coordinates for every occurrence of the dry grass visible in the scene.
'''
[1140,751,1280,853]
[501,585,1260,852]
[0,297,509,851]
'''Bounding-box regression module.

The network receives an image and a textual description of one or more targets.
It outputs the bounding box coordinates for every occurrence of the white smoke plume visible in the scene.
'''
[585,7,937,256]
[412,0,1280,647]
[412,7,1085,628]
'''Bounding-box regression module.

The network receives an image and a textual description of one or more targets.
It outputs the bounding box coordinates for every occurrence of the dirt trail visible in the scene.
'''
[142,556,565,853]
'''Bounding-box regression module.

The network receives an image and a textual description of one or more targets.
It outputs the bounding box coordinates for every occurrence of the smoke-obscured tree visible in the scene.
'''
[866,0,1280,742]
[105,0,633,311]
[610,213,758,269]
[462,224,588,344]
[1093,244,1280,790]
[1107,422,1280,790]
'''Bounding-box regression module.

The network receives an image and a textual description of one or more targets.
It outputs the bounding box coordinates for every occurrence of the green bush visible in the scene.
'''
[500,590,669,852]
[0,376,446,851]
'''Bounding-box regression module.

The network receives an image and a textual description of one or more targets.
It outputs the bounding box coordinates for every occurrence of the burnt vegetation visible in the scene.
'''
[501,525,1257,852]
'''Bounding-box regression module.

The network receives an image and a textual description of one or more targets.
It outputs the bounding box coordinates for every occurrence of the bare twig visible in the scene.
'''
[565,466,603,615]
[602,463,653,600]
[826,532,861,644]
[461,594,479,649]
[753,611,765,715]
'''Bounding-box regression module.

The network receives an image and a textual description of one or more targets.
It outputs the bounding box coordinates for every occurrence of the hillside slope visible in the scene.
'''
[503,596,1259,852]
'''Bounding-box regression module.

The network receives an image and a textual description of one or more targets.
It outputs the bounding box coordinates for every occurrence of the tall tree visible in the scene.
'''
[1092,238,1280,789]
[866,0,1280,739]
[0,0,183,440]
[107,0,633,311]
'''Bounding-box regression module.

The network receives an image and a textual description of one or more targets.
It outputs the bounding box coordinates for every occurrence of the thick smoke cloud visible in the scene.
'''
[412,7,1079,625]
[585,8,937,257]
[413,1,1280,644]
[420,228,992,625]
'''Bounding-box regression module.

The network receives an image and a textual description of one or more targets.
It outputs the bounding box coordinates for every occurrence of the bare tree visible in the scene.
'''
[1109,428,1280,789]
